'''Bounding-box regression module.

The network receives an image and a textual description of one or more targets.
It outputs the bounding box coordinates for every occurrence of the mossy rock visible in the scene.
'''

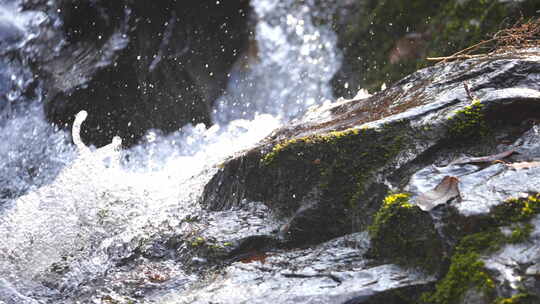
[491,194,540,224]
[367,193,445,273]
[420,230,502,304]
[202,121,417,246]
[259,123,413,244]
[421,194,540,304]
[447,99,489,141]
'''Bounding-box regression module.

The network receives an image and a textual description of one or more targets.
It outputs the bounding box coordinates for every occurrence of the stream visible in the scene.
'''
[0,0,342,302]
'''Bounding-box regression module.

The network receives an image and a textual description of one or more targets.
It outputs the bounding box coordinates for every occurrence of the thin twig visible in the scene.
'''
[427,54,487,61]
[426,17,539,63]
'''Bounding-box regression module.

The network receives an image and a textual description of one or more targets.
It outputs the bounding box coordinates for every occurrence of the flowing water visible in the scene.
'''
[0,0,341,302]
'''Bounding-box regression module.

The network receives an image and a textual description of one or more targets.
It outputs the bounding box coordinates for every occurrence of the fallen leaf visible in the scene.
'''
[507,161,540,170]
[240,252,268,264]
[415,176,460,211]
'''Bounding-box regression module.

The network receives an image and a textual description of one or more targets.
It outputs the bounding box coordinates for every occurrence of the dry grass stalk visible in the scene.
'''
[427,17,540,63]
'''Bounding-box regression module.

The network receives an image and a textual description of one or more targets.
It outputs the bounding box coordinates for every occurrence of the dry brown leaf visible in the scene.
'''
[507,161,540,170]
[415,176,460,211]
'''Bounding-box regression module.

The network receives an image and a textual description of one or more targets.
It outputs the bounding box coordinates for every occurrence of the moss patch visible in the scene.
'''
[455,229,506,255]
[495,293,539,304]
[421,230,502,304]
[260,122,411,242]
[422,251,495,304]
[262,128,362,166]
[447,99,489,140]
[421,194,540,304]
[368,193,413,236]
[184,235,232,264]
[367,193,445,273]
[492,194,540,224]
[508,223,534,244]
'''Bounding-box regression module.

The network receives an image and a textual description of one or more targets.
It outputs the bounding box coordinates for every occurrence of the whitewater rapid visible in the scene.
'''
[0,0,341,302]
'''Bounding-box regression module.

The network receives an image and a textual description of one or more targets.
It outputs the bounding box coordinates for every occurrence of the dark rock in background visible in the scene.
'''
[13,0,540,146]
[21,0,540,146]
[23,0,251,146]
[331,0,540,96]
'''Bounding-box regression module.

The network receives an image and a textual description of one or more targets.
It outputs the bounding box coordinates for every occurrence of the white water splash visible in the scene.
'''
[0,110,123,284]
[0,1,48,54]
[212,0,341,124]
[0,108,281,299]
[0,104,76,208]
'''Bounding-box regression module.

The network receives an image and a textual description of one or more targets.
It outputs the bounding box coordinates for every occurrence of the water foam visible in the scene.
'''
[212,0,341,124]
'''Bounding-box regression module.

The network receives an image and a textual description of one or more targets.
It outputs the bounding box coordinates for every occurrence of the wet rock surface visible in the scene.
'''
[3,2,540,300]
[177,233,434,304]
[195,50,540,303]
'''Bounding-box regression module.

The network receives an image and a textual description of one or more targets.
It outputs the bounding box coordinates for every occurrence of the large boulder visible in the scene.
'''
[203,49,540,245]
[198,49,540,303]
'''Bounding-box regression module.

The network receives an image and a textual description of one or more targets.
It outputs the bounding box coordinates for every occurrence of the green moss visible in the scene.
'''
[260,122,410,240]
[189,237,233,250]
[421,230,502,304]
[368,193,444,273]
[492,194,540,224]
[421,251,495,304]
[367,190,540,281]
[454,229,505,255]
[508,223,534,244]
[190,236,206,247]
[447,100,489,139]
[422,194,540,304]
[495,293,539,304]
[184,235,233,267]
[489,194,540,244]
[368,193,413,237]
[262,128,361,166]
